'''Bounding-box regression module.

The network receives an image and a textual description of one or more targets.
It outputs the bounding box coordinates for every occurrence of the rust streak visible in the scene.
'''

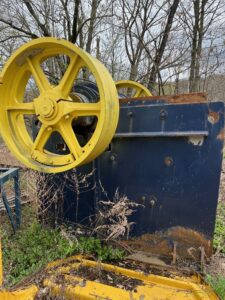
[120,226,211,261]
[120,93,207,105]
[217,129,224,141]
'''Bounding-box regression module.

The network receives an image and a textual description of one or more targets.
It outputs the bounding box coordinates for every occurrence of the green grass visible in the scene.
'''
[1,206,124,287]
[214,202,225,253]
[207,201,225,299]
[206,275,225,300]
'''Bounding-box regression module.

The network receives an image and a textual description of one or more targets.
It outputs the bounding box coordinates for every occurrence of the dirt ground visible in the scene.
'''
[0,145,25,168]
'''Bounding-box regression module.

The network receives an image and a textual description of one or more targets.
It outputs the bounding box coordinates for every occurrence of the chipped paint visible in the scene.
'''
[217,129,224,141]
[164,156,173,167]
[188,135,204,146]
[208,111,220,124]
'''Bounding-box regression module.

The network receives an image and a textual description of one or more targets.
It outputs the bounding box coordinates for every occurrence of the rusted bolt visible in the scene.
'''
[150,199,155,206]
[110,154,116,161]
[149,196,157,206]
[160,109,167,120]
[141,196,146,202]
[164,156,173,167]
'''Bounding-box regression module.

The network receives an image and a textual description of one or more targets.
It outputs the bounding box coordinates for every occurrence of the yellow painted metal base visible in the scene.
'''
[0,253,218,299]
[42,256,218,300]
[0,287,38,300]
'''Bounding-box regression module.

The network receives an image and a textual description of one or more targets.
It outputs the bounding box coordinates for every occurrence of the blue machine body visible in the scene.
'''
[44,97,224,259]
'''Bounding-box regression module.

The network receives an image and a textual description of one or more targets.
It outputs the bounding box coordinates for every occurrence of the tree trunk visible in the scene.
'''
[195,0,207,91]
[71,0,81,43]
[129,63,138,81]
[189,0,200,92]
[148,0,180,88]
[189,0,207,92]
[86,0,98,54]
[96,36,100,60]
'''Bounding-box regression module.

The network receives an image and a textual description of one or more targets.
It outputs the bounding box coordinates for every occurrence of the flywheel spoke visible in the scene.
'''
[63,101,101,118]
[57,55,83,97]
[32,124,52,153]
[6,102,35,115]
[134,88,142,97]
[57,122,83,159]
[26,57,51,92]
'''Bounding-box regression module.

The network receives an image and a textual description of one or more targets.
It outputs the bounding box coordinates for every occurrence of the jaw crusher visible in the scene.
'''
[0,37,223,299]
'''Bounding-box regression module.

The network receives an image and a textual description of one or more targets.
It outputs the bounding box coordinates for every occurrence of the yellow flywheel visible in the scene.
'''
[115,80,152,98]
[0,37,119,173]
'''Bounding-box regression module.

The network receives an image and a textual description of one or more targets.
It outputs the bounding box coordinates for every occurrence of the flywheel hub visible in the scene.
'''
[36,98,55,118]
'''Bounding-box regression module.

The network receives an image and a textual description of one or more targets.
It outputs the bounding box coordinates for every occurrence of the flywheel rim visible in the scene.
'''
[115,80,152,98]
[0,38,119,173]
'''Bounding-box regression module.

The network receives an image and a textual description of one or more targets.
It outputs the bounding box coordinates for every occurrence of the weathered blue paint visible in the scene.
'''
[97,101,224,240]
[43,100,224,256]
[0,168,21,231]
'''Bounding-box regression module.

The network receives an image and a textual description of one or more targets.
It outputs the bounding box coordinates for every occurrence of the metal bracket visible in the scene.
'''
[0,168,21,232]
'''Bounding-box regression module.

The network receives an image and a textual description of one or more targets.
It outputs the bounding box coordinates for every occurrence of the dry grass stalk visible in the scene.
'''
[95,188,142,241]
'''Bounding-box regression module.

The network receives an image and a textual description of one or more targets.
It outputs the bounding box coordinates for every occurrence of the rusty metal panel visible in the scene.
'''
[95,101,224,259]
[45,99,224,260]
